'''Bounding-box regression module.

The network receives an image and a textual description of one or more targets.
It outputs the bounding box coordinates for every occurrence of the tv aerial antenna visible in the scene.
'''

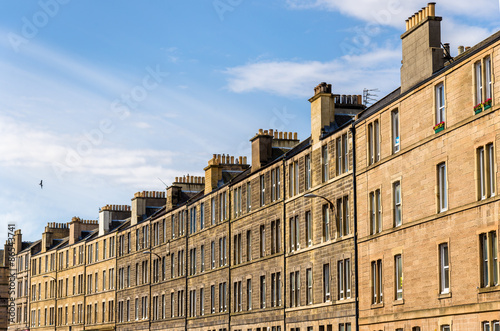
[363,88,379,107]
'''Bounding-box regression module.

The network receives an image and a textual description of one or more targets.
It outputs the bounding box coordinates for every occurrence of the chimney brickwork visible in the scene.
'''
[401,2,444,93]
[69,218,98,245]
[98,204,131,236]
[130,191,166,226]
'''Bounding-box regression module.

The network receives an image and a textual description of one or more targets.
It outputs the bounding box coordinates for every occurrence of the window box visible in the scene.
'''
[433,122,445,133]
[474,103,483,114]
[483,98,492,110]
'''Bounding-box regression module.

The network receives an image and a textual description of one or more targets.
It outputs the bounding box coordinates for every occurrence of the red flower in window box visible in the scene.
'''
[433,121,445,131]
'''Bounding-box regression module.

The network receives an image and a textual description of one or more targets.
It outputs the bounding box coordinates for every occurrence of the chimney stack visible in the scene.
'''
[250,129,274,172]
[309,82,335,145]
[99,205,131,236]
[400,3,444,93]
[204,154,249,194]
[131,191,166,226]
[13,229,22,255]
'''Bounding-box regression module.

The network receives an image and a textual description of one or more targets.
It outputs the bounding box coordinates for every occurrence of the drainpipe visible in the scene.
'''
[282,156,287,331]
[350,122,359,331]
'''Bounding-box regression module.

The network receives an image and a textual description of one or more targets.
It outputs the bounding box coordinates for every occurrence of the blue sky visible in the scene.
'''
[1,0,498,244]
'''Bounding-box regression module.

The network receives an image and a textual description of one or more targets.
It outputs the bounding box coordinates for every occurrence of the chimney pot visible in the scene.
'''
[428,2,435,16]
[458,46,464,54]
[465,46,471,51]
[274,131,278,139]
[284,132,288,139]
[230,156,234,164]
[243,156,247,164]
[258,129,263,134]
[269,129,274,136]
[239,156,243,164]
[294,132,298,140]
[217,154,221,163]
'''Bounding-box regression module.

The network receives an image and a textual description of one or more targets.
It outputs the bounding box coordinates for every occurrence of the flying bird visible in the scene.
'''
[39,180,43,189]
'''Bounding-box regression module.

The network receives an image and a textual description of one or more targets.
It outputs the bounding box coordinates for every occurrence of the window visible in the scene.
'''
[306,268,312,305]
[247,278,252,310]
[271,168,280,202]
[372,259,383,304]
[211,241,215,269]
[322,204,330,242]
[476,60,483,104]
[478,143,495,200]
[270,272,281,307]
[260,175,265,207]
[234,234,242,265]
[338,259,351,300]
[321,145,330,183]
[234,186,242,216]
[246,230,252,262]
[441,325,450,331]
[200,288,204,315]
[437,163,448,212]
[200,202,205,230]
[439,243,450,294]
[476,56,493,104]
[368,120,380,165]
[200,245,205,272]
[393,181,402,227]
[290,270,300,307]
[219,282,227,312]
[189,248,196,275]
[289,216,299,252]
[392,109,400,153]
[260,275,266,308]
[370,189,382,234]
[323,264,330,302]
[190,207,197,234]
[436,83,445,125]
[305,154,311,189]
[171,293,175,317]
[305,211,312,247]
[289,161,299,196]
[271,219,281,254]
[276,167,281,200]
[480,231,498,287]
[395,254,403,300]
[220,192,227,221]
[336,195,349,237]
[336,133,348,175]
[486,57,492,100]
[247,182,251,212]
[233,280,242,312]
[211,198,216,225]
[260,225,266,258]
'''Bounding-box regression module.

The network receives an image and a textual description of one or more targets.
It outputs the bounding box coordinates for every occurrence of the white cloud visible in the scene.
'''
[285,0,497,28]
[224,47,401,97]
[135,122,152,129]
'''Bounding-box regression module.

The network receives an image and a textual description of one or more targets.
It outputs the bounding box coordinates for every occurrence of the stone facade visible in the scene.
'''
[7,3,500,331]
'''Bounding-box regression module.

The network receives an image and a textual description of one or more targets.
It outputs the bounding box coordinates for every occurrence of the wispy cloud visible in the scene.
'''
[285,0,497,27]
[224,47,401,97]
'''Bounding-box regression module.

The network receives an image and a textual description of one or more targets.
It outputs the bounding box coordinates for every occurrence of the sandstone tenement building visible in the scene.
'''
[6,3,500,331]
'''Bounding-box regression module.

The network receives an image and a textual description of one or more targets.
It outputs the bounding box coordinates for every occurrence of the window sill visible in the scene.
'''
[393,299,404,306]
[371,302,384,309]
[438,292,451,299]
[478,285,500,294]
